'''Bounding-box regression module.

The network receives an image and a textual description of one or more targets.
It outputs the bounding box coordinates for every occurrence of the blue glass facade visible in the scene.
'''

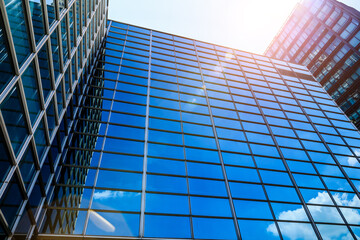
[37,21,360,239]
[0,0,108,238]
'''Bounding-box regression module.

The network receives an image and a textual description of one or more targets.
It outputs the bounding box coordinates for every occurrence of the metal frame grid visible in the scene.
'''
[0,0,108,239]
[265,0,360,129]
[36,37,107,238]
[37,21,360,240]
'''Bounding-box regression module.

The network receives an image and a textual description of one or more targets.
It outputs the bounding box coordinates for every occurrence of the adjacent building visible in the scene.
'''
[0,0,108,238]
[265,0,360,129]
[37,21,360,239]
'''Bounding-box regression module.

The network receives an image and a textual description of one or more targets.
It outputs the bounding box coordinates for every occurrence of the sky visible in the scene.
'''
[108,0,360,54]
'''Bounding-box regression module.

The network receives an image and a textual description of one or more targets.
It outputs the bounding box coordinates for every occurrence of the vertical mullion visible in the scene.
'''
[66,7,72,63]
[84,0,88,27]
[22,0,37,53]
[16,79,35,136]
[73,1,78,45]
[40,0,51,35]
[45,38,60,125]
[174,39,194,239]
[61,76,67,113]
[54,1,65,74]
[79,0,83,38]
[33,55,47,113]
[139,28,152,238]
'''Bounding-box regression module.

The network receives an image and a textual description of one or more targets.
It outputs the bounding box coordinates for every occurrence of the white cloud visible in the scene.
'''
[317,225,354,240]
[308,191,333,205]
[353,149,360,157]
[332,192,360,207]
[347,149,360,166]
[93,190,141,201]
[278,207,307,221]
[93,190,125,200]
[346,156,358,166]
[268,222,317,240]
[267,191,360,239]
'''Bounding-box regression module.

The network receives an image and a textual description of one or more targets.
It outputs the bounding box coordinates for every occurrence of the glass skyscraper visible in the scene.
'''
[36,21,360,239]
[2,1,360,240]
[265,0,360,129]
[0,0,108,238]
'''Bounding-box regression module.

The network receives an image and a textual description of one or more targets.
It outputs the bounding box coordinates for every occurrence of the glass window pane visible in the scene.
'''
[18,146,36,190]
[5,0,31,67]
[189,178,227,196]
[0,175,24,229]
[239,220,280,240]
[96,170,142,190]
[50,28,61,80]
[1,85,28,156]
[22,61,42,125]
[187,162,223,179]
[29,0,46,44]
[100,153,143,171]
[265,185,300,202]
[226,166,260,182]
[234,200,273,219]
[86,211,139,236]
[38,42,52,101]
[147,158,185,175]
[271,203,308,222]
[144,215,191,238]
[278,222,317,239]
[147,175,187,194]
[56,81,64,115]
[229,182,266,200]
[308,205,344,223]
[46,98,56,137]
[146,193,189,214]
[46,0,56,27]
[34,118,47,160]
[191,197,232,217]
[0,16,14,91]
[92,190,141,212]
[60,19,68,60]
[0,132,11,188]
[317,224,353,239]
[104,138,144,155]
[260,170,292,185]
[193,218,237,239]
